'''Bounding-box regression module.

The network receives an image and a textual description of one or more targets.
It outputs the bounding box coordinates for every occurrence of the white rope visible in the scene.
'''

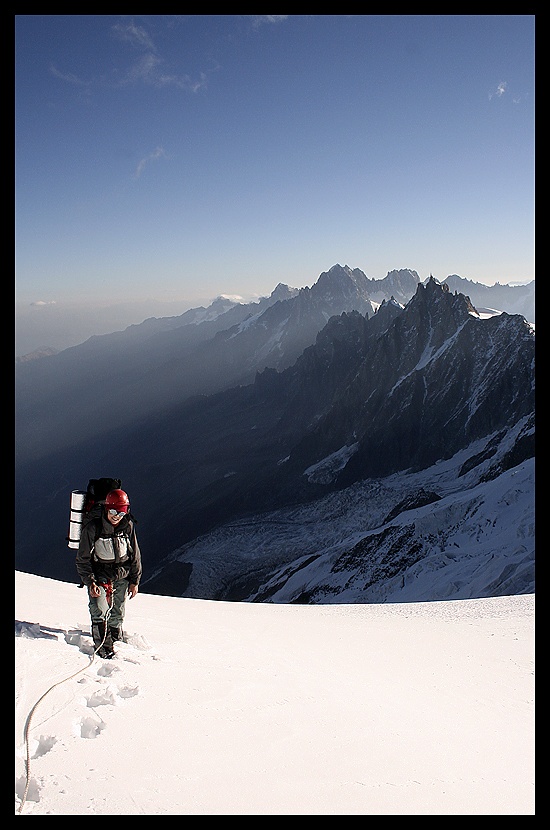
[17,593,114,814]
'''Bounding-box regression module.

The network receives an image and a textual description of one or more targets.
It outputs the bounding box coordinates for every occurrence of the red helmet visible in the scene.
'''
[105,489,130,513]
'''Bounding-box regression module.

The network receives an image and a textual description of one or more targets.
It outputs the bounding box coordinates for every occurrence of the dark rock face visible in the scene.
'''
[281,279,534,488]
[383,490,443,524]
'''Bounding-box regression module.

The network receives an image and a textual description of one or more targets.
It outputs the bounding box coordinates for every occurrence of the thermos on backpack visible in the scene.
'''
[67,490,87,549]
[67,479,124,550]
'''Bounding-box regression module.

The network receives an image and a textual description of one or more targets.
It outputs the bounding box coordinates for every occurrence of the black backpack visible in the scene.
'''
[86,477,122,505]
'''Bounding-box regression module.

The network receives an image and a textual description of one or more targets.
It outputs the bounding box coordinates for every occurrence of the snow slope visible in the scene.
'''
[15,571,534,815]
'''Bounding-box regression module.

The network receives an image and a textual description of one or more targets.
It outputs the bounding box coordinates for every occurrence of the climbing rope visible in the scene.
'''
[17,587,114,814]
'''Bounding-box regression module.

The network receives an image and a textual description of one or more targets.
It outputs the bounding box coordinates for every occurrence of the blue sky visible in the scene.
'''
[15,15,535,308]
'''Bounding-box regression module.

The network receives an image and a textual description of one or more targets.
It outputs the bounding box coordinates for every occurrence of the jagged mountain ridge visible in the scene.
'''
[200,279,533,520]
[308,279,534,483]
[15,266,532,467]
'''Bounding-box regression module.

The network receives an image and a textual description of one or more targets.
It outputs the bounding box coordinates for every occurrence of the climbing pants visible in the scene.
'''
[88,578,129,628]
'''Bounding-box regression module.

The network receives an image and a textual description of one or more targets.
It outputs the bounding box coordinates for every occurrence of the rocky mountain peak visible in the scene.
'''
[268,283,299,302]
[400,275,478,344]
[282,277,534,488]
[315,264,369,296]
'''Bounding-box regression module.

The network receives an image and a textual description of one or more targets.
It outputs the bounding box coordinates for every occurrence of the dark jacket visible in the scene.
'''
[76,511,142,588]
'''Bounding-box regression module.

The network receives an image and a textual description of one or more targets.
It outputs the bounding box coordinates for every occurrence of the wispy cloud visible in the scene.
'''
[489,81,507,100]
[49,65,88,86]
[488,80,526,105]
[112,19,208,92]
[111,21,157,53]
[250,15,289,28]
[133,146,168,179]
[124,53,207,91]
[49,19,208,94]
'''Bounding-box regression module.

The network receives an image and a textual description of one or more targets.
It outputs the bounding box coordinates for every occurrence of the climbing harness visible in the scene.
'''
[17,584,115,814]
[103,580,113,604]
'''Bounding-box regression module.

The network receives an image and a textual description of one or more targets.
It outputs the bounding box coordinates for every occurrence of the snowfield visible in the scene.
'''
[16,571,534,815]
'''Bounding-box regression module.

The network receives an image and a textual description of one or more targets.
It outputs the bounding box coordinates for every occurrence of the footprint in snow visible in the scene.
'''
[85,682,140,708]
[85,687,120,707]
[15,774,40,804]
[31,734,57,758]
[78,716,107,739]
[97,662,119,677]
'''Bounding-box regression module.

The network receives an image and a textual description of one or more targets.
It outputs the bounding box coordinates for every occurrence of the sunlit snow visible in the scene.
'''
[15,572,534,815]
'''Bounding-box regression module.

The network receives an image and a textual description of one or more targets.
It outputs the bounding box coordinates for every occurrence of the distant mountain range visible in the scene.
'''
[15,266,535,603]
[16,269,534,365]
[15,266,414,462]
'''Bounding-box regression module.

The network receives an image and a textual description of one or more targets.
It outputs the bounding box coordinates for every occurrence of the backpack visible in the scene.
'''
[67,478,122,549]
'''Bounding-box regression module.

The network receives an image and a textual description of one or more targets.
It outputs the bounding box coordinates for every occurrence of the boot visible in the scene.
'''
[92,622,115,659]
[109,625,124,643]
